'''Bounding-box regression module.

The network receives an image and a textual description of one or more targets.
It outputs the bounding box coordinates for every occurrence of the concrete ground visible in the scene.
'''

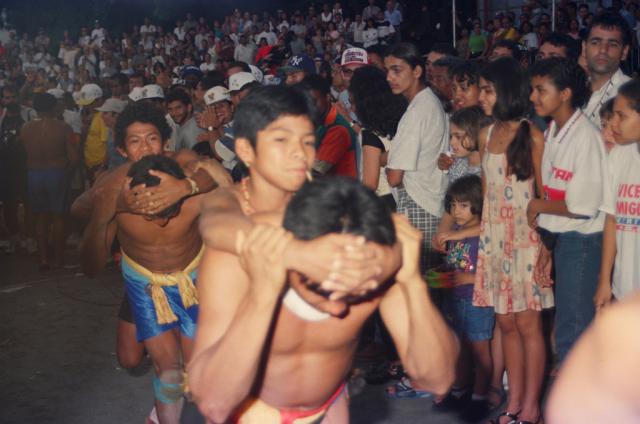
[1,248,496,424]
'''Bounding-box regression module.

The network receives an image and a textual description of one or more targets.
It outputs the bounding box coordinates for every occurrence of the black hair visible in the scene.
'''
[284,176,396,245]
[491,39,522,61]
[480,57,533,181]
[599,97,615,119]
[112,73,129,87]
[617,78,640,112]
[586,12,632,46]
[541,32,581,61]
[227,61,252,72]
[365,44,386,58]
[450,106,494,152]
[32,92,57,113]
[298,74,330,96]
[386,42,426,83]
[529,57,590,109]
[444,174,483,217]
[114,102,172,149]
[200,71,226,90]
[429,42,459,57]
[233,85,317,147]
[127,155,186,219]
[165,88,192,106]
[349,65,407,138]
[129,72,146,84]
[451,60,480,86]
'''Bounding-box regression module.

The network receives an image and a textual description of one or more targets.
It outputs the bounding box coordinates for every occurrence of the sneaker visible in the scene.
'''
[460,399,491,423]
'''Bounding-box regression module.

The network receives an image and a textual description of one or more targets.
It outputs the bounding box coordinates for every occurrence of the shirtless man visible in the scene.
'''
[187,86,458,423]
[21,92,78,269]
[71,102,230,424]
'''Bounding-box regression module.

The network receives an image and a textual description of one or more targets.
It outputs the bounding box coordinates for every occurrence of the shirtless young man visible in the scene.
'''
[187,86,458,423]
[71,102,230,424]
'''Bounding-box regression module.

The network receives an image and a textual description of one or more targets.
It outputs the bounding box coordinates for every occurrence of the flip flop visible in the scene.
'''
[385,378,432,400]
[490,410,520,424]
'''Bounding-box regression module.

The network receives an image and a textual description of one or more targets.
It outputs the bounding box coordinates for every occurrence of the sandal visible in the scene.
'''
[385,377,432,399]
[490,410,520,424]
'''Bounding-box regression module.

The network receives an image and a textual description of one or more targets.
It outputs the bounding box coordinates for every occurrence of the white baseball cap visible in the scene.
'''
[96,98,128,113]
[228,72,256,92]
[128,86,144,102]
[46,88,65,100]
[141,84,165,100]
[341,47,369,66]
[204,86,231,105]
[248,65,264,84]
[75,83,103,106]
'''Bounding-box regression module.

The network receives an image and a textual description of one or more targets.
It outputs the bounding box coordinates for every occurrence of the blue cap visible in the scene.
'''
[181,65,203,79]
[280,54,316,75]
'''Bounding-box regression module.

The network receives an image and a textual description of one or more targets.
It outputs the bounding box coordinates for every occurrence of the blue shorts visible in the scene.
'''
[444,289,495,342]
[122,259,199,342]
[27,168,69,213]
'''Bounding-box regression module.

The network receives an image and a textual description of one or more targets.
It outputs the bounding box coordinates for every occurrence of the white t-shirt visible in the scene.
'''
[538,110,606,234]
[387,87,449,217]
[583,68,630,128]
[600,142,640,300]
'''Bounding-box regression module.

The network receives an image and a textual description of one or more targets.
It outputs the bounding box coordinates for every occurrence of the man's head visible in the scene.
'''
[228,72,260,106]
[75,83,104,108]
[489,39,522,61]
[233,86,317,193]
[226,61,251,79]
[283,177,396,316]
[430,57,462,102]
[297,74,331,118]
[1,84,18,110]
[583,12,631,78]
[96,98,127,128]
[32,93,57,116]
[425,43,458,80]
[127,155,186,221]
[204,86,235,124]
[114,102,172,162]
[537,32,580,61]
[166,89,192,125]
[282,54,316,86]
[340,47,368,88]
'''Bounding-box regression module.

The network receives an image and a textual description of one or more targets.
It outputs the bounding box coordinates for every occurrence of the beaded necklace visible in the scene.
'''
[240,177,256,215]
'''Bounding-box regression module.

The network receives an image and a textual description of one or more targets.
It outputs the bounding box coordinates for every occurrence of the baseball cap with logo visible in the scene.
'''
[141,84,165,100]
[248,65,264,84]
[128,86,144,102]
[96,98,128,114]
[280,54,316,75]
[341,48,368,67]
[75,83,103,106]
[228,72,257,92]
[204,86,231,106]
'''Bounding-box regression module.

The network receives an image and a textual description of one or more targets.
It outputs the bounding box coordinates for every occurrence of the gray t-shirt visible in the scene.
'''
[175,116,205,151]
[387,87,449,217]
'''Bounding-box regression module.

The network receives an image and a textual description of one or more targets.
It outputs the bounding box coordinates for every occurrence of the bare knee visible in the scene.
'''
[116,320,145,369]
[496,314,518,335]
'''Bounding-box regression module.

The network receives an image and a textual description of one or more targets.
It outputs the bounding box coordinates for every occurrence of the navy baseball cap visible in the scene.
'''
[280,54,316,75]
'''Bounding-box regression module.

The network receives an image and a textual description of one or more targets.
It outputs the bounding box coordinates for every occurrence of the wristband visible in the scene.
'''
[186,177,199,195]
[207,126,214,132]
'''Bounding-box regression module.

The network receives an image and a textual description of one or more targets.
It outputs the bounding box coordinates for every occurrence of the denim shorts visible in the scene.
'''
[444,290,495,342]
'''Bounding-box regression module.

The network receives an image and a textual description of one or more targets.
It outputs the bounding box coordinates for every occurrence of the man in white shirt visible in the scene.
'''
[90,20,106,48]
[140,17,157,40]
[363,0,381,21]
[174,21,186,41]
[166,89,204,151]
[582,12,631,128]
[255,23,277,46]
[233,34,256,65]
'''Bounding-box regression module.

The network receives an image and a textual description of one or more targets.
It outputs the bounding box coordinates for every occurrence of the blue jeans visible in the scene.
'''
[554,231,602,364]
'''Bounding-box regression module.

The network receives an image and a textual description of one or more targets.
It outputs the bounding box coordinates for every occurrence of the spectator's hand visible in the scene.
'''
[195,107,220,130]
[194,159,233,188]
[431,233,447,253]
[526,199,539,229]
[437,153,454,171]
[394,214,423,285]
[533,244,554,288]
[594,277,613,313]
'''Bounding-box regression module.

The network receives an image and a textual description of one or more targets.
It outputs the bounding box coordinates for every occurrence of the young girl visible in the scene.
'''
[474,57,554,424]
[438,175,496,422]
[599,98,617,153]
[528,57,605,369]
[594,78,640,308]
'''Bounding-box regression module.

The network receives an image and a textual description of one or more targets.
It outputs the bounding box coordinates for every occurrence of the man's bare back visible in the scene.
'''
[21,117,75,169]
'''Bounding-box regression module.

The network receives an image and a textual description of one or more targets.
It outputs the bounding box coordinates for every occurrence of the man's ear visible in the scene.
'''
[117,146,128,158]
[235,137,256,166]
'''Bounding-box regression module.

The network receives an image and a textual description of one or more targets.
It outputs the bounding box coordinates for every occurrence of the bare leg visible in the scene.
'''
[469,339,492,397]
[35,212,51,267]
[51,213,66,267]
[116,319,145,369]
[515,310,545,422]
[489,322,505,406]
[144,330,184,424]
[496,313,524,422]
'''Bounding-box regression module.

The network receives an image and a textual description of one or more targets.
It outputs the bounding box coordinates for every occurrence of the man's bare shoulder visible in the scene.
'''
[201,184,243,213]
[168,148,199,167]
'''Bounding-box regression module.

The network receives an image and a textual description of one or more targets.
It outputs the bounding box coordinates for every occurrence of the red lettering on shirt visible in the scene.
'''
[552,166,573,182]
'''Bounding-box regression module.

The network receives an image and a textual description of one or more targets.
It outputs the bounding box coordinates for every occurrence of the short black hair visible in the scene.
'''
[227,61,251,72]
[599,97,615,119]
[33,92,57,113]
[617,78,640,112]
[529,57,590,109]
[433,56,465,76]
[114,102,172,149]
[429,42,459,57]
[166,88,192,106]
[541,32,581,61]
[298,74,330,96]
[386,42,426,82]
[492,39,522,61]
[199,71,226,90]
[233,85,317,147]
[586,12,632,46]
[451,60,480,86]
[127,155,186,219]
[444,174,483,217]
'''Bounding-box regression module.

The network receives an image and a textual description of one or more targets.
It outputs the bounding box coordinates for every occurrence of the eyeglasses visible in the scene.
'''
[340,68,354,76]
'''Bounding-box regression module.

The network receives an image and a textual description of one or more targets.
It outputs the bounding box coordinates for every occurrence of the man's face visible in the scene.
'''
[425,51,444,80]
[167,100,191,125]
[340,63,364,88]
[584,25,628,77]
[385,55,421,96]
[309,89,330,117]
[101,111,118,128]
[1,89,18,108]
[579,7,589,19]
[129,76,144,91]
[489,46,514,61]
[285,70,306,86]
[536,42,567,61]
[429,65,452,101]
[211,100,233,124]
[118,122,165,162]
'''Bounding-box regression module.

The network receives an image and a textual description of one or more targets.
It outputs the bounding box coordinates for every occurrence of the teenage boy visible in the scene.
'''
[187,87,457,422]
[72,102,229,424]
